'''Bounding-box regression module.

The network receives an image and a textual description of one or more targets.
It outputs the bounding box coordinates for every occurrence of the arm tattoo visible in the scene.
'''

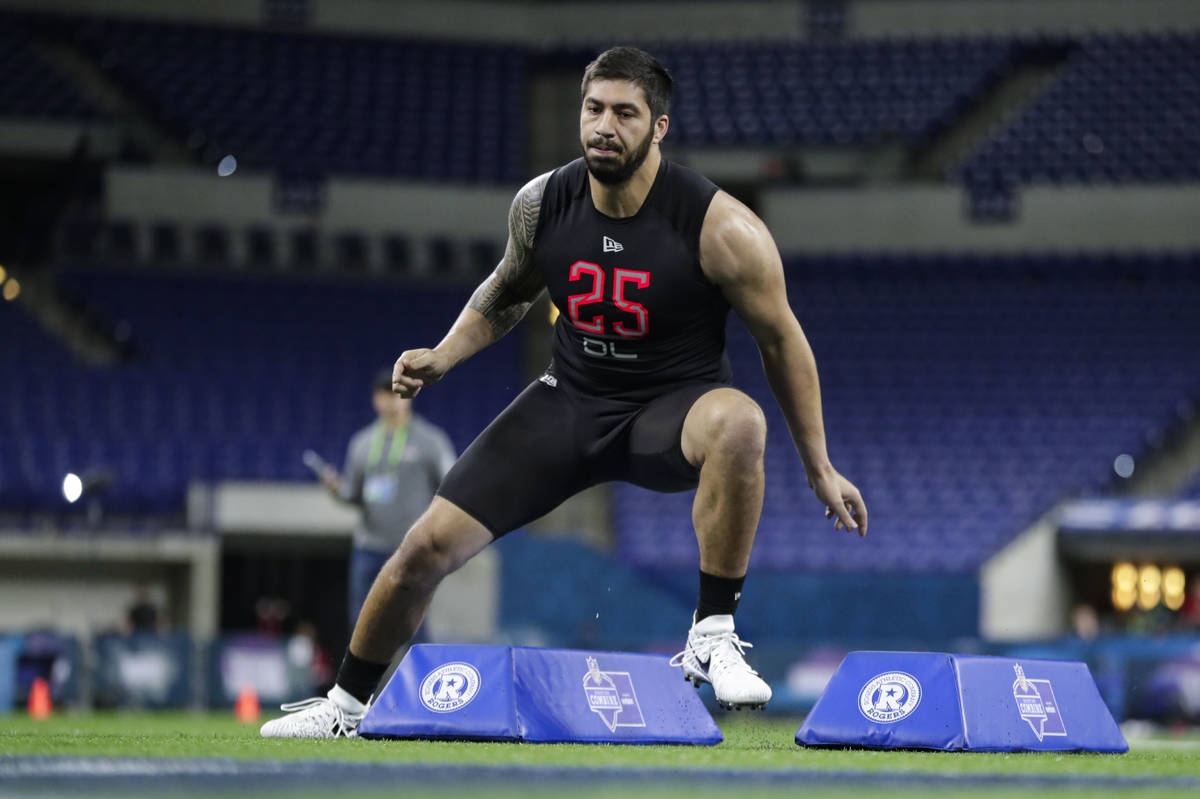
[468,172,551,339]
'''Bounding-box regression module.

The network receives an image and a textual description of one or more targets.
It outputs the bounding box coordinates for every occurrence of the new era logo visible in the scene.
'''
[602,236,624,253]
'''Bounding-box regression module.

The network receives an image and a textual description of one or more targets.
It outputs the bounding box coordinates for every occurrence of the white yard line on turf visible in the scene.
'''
[1129,739,1200,750]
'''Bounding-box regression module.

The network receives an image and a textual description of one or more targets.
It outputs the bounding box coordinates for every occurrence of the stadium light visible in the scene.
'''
[1137,564,1162,610]
[1163,567,1186,611]
[1111,562,1137,611]
[1111,586,1135,612]
[62,473,83,503]
[61,468,115,527]
[2,278,19,301]
[1113,454,1134,478]
[217,154,238,177]
[0,263,6,282]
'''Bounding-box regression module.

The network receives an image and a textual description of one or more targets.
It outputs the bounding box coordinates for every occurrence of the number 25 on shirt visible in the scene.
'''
[567,261,651,338]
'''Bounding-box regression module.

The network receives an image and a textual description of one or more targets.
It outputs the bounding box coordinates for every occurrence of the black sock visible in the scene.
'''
[696,570,746,621]
[336,650,389,704]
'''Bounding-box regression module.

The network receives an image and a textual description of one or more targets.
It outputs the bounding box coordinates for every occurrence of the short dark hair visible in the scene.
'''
[581,46,673,121]
[373,369,393,392]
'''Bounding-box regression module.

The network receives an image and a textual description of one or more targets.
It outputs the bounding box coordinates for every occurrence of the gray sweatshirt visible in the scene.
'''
[339,414,456,553]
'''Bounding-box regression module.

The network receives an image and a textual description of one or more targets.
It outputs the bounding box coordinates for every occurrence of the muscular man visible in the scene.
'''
[263,46,866,738]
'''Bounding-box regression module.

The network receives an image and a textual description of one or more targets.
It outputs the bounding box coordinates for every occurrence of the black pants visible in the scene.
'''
[437,375,728,538]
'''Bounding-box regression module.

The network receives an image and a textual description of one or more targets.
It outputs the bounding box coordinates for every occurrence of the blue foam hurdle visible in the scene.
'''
[796,651,1127,752]
[357,644,723,745]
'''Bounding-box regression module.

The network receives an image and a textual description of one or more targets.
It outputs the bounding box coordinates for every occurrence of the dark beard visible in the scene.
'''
[584,130,654,186]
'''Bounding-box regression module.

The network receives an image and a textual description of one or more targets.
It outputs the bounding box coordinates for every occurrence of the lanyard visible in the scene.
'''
[366,422,409,472]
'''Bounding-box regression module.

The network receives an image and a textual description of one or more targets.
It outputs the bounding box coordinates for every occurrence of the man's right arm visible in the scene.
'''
[392,172,551,397]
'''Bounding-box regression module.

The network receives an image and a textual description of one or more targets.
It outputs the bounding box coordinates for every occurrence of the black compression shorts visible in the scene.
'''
[436,374,729,538]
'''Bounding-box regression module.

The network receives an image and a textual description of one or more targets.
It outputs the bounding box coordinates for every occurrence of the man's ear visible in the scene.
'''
[653,114,670,144]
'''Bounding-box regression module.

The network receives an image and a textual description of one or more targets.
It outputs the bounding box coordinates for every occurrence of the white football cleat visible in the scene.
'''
[670,613,772,710]
[259,687,366,738]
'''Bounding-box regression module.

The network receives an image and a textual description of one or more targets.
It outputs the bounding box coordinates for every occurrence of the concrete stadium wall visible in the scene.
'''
[103,166,513,272]
[980,511,1071,641]
[105,167,1200,256]
[0,0,261,24]
[317,1,806,42]
[0,533,218,640]
[0,120,120,160]
[106,166,514,238]
[761,185,1200,253]
[105,163,513,235]
[853,0,1200,38]
[4,0,1196,40]
[0,0,806,41]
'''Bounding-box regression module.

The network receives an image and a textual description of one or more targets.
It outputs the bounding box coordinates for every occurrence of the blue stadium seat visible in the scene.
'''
[657,38,1019,149]
[61,16,525,183]
[959,34,1200,192]
[0,15,105,121]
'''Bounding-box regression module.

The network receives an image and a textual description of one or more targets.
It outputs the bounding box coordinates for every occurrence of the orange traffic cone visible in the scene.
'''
[234,684,260,723]
[28,677,52,720]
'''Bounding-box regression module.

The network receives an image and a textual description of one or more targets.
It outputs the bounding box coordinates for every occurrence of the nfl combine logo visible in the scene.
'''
[1012,662,1067,741]
[419,662,481,713]
[582,656,645,732]
[858,671,922,723]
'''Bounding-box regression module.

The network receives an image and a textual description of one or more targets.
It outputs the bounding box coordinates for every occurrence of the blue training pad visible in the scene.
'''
[796,651,1127,753]
[358,644,722,745]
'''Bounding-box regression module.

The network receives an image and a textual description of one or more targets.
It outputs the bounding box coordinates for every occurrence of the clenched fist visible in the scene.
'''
[392,349,451,398]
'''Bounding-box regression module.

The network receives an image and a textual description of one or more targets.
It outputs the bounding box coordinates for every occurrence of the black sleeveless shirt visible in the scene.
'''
[534,157,732,396]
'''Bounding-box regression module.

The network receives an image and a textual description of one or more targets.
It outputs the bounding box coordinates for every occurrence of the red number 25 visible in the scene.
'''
[566,261,650,338]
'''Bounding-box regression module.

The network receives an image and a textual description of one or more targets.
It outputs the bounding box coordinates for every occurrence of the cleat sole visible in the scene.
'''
[717,701,767,711]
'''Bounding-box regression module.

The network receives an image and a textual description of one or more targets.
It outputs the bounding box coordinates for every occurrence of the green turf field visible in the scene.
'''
[2,711,1199,799]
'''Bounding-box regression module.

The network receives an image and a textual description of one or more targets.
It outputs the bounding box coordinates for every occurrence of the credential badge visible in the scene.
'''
[1012,663,1067,741]
[419,662,481,713]
[582,656,645,732]
[858,671,922,723]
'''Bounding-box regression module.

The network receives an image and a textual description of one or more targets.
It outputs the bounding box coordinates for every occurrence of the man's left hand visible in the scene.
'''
[809,468,868,537]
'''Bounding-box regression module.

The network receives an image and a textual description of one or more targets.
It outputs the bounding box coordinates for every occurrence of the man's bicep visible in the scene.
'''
[702,198,796,343]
